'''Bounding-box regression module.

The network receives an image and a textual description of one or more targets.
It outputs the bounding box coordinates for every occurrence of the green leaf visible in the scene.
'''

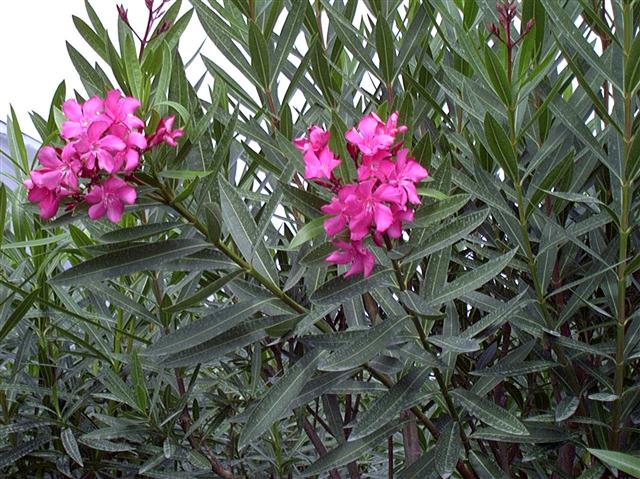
[61,428,84,467]
[310,268,394,305]
[158,170,212,179]
[0,434,51,468]
[164,270,243,313]
[301,420,403,477]
[0,289,39,343]
[238,349,324,448]
[626,34,640,94]
[434,422,462,478]
[248,20,270,88]
[269,0,307,87]
[427,249,517,305]
[99,368,139,410]
[412,193,470,228]
[484,45,512,106]
[588,449,640,477]
[318,316,408,372]
[397,449,438,479]
[146,298,273,356]
[163,316,290,367]
[1,234,68,250]
[99,221,183,243]
[123,34,144,101]
[469,450,508,479]
[375,18,395,84]
[350,367,432,439]
[287,216,326,250]
[66,42,106,96]
[403,209,488,261]
[427,335,481,353]
[484,113,518,181]
[218,175,280,287]
[51,239,208,286]
[451,389,529,436]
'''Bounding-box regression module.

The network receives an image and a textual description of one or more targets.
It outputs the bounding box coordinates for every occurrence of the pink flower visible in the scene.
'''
[384,111,408,137]
[345,179,403,240]
[29,146,81,191]
[85,176,137,222]
[326,240,375,278]
[61,96,104,139]
[345,113,395,156]
[99,89,145,130]
[147,115,184,147]
[321,183,357,236]
[386,204,414,238]
[303,146,341,180]
[294,125,330,152]
[294,126,339,180]
[357,150,395,181]
[108,124,148,173]
[73,121,127,172]
[24,178,61,219]
[383,148,428,205]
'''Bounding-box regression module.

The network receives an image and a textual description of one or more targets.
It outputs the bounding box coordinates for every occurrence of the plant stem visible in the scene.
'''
[611,1,633,448]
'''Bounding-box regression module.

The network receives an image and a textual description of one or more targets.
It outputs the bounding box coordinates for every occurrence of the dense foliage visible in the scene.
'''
[2,0,640,477]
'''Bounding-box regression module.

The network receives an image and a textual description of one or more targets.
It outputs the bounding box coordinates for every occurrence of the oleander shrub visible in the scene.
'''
[2,0,640,477]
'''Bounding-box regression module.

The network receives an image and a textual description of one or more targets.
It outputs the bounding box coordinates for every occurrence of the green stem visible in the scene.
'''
[509,96,581,395]
[611,2,633,448]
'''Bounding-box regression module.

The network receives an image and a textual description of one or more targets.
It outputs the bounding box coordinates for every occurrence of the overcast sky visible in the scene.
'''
[1,0,222,138]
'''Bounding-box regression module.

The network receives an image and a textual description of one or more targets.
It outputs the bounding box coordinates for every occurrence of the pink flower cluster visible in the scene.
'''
[24,89,183,222]
[294,112,428,277]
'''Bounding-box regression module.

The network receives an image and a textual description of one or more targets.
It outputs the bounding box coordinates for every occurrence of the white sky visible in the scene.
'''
[1,0,219,138]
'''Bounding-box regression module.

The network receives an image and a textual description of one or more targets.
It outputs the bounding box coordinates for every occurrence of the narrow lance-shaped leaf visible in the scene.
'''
[427,249,517,305]
[218,175,280,287]
[375,18,395,84]
[350,367,432,439]
[0,289,39,343]
[238,348,324,448]
[484,113,518,181]
[310,268,394,305]
[248,20,270,89]
[319,316,408,372]
[451,389,529,436]
[588,449,640,478]
[301,419,404,477]
[51,239,208,285]
[434,422,463,478]
[145,298,274,356]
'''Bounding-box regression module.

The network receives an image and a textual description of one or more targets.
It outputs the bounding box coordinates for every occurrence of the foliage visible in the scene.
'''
[1,0,640,477]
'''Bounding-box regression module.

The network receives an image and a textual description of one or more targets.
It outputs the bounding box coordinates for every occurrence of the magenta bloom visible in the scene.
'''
[85,176,137,222]
[321,184,357,236]
[61,96,104,139]
[387,204,414,238]
[99,89,144,130]
[291,112,424,278]
[345,179,403,240]
[294,125,330,152]
[29,146,81,191]
[345,113,394,156]
[357,150,395,181]
[294,126,339,180]
[148,115,184,147]
[73,121,127,172]
[23,178,61,219]
[108,123,148,173]
[384,111,408,137]
[383,148,429,205]
[303,146,341,180]
[326,240,375,278]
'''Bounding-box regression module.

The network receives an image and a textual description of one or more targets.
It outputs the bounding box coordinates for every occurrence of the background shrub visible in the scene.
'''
[1,0,640,477]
